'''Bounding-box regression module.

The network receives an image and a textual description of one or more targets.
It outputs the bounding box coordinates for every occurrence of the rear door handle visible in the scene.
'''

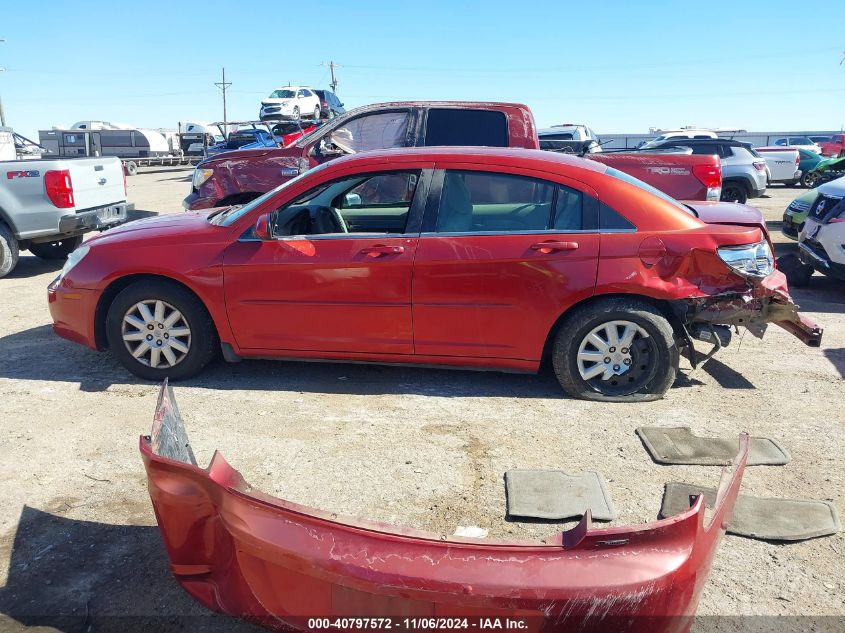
[530,240,579,253]
[360,245,405,257]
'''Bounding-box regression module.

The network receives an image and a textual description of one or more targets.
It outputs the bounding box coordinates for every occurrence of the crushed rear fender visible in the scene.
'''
[141,382,749,632]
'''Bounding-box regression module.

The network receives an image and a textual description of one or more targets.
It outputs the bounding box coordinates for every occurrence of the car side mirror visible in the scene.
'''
[344,193,362,207]
[254,213,272,240]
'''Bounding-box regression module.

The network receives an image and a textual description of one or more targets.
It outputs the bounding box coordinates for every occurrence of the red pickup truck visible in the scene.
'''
[184,101,721,210]
[819,134,845,157]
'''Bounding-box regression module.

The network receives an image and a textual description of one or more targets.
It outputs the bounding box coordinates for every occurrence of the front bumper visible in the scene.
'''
[683,269,823,347]
[799,237,845,281]
[142,382,749,632]
[47,283,99,349]
[57,203,128,235]
[182,190,217,211]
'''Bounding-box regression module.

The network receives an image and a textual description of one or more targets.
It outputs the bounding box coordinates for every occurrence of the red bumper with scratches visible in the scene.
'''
[141,384,749,632]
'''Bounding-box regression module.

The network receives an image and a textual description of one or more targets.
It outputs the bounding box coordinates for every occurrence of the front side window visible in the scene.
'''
[434,171,583,233]
[272,170,421,237]
[330,111,410,154]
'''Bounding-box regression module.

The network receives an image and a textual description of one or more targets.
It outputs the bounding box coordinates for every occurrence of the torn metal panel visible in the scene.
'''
[141,384,750,632]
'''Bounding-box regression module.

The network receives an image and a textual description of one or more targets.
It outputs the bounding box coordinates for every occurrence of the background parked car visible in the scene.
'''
[313,89,345,119]
[270,121,319,147]
[538,124,601,153]
[206,128,278,157]
[772,136,823,154]
[794,175,845,284]
[259,86,321,121]
[781,188,819,240]
[645,138,767,203]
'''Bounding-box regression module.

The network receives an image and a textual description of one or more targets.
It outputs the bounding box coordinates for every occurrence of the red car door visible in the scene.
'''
[223,167,432,355]
[412,165,601,361]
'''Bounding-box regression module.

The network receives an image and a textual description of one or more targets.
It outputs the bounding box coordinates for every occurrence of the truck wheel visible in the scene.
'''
[124,161,138,176]
[28,235,83,260]
[106,280,218,381]
[0,222,19,278]
[720,182,748,204]
[551,298,679,402]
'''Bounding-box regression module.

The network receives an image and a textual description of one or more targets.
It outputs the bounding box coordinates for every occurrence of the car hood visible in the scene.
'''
[262,98,293,106]
[816,174,845,195]
[685,201,765,227]
[89,210,222,245]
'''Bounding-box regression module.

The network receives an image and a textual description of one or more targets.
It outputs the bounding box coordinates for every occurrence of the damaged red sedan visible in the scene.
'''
[142,381,750,631]
[49,147,821,401]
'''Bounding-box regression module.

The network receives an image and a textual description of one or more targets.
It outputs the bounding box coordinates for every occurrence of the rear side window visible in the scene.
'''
[689,144,719,155]
[435,171,554,232]
[423,109,508,147]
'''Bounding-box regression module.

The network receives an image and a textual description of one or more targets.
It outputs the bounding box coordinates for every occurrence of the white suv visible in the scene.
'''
[797,175,845,283]
[260,87,321,121]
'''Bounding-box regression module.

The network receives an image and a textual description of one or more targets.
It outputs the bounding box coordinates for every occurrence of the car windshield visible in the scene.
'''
[604,167,695,217]
[269,89,295,99]
[208,163,332,227]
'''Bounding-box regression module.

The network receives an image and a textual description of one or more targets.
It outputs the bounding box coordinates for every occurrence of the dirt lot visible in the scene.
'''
[0,167,843,631]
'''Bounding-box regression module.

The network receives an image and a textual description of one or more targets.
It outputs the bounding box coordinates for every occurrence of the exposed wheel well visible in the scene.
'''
[218,192,261,207]
[540,293,686,361]
[94,273,217,350]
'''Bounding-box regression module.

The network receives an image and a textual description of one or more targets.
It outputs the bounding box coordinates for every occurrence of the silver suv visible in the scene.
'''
[647,138,767,204]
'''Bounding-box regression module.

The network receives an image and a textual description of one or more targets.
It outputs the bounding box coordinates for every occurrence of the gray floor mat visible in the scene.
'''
[660,482,841,541]
[505,470,616,521]
[637,426,790,466]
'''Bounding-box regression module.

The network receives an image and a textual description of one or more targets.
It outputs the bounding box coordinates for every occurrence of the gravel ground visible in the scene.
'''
[0,167,843,631]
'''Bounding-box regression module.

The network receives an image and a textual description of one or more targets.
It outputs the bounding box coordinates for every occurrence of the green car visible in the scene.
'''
[782,188,819,240]
[797,149,823,187]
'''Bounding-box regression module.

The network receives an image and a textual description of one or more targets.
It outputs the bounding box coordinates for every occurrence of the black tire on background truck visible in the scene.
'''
[124,161,138,176]
[28,235,83,260]
[0,221,19,278]
[551,297,679,402]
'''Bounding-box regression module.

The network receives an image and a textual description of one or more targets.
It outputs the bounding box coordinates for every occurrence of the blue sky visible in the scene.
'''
[2,0,844,139]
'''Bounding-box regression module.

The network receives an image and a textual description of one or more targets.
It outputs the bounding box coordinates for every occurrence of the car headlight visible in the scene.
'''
[192,167,213,189]
[57,244,90,282]
[717,240,774,277]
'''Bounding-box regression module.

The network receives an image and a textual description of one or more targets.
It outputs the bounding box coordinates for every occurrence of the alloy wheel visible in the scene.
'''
[121,299,191,368]
[576,320,655,394]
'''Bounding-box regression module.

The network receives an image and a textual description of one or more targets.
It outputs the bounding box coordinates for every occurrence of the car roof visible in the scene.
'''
[657,138,741,146]
[325,146,608,174]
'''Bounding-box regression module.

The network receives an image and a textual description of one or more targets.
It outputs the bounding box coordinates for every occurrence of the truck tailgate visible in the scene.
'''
[67,157,125,210]
[589,152,720,201]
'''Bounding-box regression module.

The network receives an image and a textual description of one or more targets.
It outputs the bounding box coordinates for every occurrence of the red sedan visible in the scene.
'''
[48,147,821,401]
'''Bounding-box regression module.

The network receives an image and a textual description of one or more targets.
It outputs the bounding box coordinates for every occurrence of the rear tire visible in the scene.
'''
[801,171,821,188]
[106,280,218,381]
[552,298,679,402]
[29,235,83,260]
[314,106,321,120]
[720,182,748,204]
[124,161,138,176]
[0,221,19,278]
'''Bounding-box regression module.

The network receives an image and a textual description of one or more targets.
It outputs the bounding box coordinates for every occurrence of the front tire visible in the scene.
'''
[801,171,821,188]
[106,280,217,380]
[0,221,19,278]
[314,106,321,120]
[551,298,679,402]
[29,235,83,260]
[292,106,300,120]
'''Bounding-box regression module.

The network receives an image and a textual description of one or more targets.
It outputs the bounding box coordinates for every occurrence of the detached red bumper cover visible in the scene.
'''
[141,383,749,632]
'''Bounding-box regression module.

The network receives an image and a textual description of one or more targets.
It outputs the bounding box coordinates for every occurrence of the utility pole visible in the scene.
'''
[0,38,6,127]
[214,67,232,133]
[322,61,339,92]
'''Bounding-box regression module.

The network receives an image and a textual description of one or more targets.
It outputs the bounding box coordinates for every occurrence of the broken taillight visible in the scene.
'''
[44,170,75,209]
[692,162,722,188]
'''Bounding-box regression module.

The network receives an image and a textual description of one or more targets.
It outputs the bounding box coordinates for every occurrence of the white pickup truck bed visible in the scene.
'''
[0,156,128,277]
[754,147,801,185]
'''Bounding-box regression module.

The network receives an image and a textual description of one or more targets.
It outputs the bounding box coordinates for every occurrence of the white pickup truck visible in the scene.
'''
[752,147,801,186]
[0,134,128,277]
